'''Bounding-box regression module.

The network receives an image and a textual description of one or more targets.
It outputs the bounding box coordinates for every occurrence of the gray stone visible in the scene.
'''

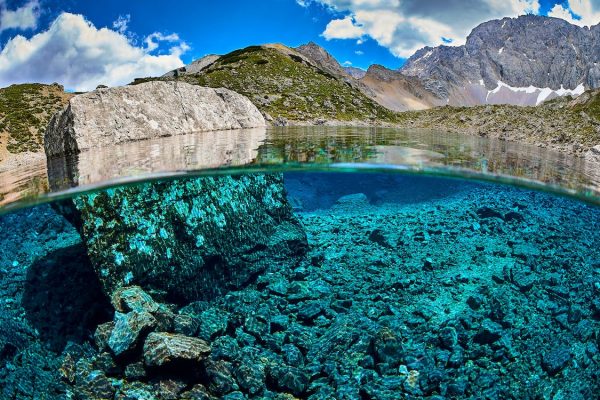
[163,55,221,77]
[143,332,211,367]
[44,81,266,157]
[108,311,157,356]
[542,346,571,376]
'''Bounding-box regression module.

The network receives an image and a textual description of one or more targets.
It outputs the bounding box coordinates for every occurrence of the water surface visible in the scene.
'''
[1,126,599,211]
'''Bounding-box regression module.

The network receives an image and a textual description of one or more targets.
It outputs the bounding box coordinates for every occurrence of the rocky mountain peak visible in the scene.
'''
[344,66,367,79]
[401,15,600,106]
[295,42,350,79]
[365,65,405,82]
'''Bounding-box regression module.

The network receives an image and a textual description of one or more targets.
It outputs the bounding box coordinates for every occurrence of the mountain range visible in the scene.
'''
[165,15,600,113]
[401,15,600,107]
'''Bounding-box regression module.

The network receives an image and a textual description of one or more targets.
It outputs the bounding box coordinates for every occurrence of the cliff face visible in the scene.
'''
[44,81,265,158]
[401,15,600,106]
[295,42,352,80]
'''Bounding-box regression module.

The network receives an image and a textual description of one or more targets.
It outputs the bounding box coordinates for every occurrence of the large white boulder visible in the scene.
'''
[45,81,265,157]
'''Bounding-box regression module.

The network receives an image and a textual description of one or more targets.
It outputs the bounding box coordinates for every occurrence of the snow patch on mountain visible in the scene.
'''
[482,81,585,105]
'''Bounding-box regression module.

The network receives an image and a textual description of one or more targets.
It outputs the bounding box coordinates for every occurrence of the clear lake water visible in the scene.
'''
[0,127,599,399]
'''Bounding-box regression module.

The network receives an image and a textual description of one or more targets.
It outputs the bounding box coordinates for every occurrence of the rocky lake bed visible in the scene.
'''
[0,173,599,400]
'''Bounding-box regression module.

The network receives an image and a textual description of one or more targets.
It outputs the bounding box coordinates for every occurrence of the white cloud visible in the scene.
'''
[322,16,364,39]
[548,0,600,26]
[112,14,131,34]
[144,32,184,53]
[0,12,189,91]
[311,0,541,57]
[0,0,40,33]
[548,4,577,23]
[355,50,364,55]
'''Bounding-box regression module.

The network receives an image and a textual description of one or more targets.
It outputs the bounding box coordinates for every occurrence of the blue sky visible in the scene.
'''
[0,0,597,90]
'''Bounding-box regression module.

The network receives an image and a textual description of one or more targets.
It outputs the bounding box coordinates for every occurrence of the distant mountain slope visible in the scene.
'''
[401,15,600,106]
[0,83,71,159]
[161,44,399,124]
[162,54,220,78]
[295,42,352,80]
[344,67,367,79]
[395,89,600,155]
[294,43,440,112]
[361,65,444,111]
[294,42,378,100]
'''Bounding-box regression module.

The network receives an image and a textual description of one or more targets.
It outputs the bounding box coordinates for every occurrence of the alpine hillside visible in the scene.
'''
[151,44,399,125]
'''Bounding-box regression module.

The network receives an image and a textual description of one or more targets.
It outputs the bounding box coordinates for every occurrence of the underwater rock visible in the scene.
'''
[174,314,200,337]
[476,206,504,220]
[105,287,177,356]
[472,320,503,345]
[108,311,157,356]
[180,384,217,399]
[94,322,114,352]
[542,346,572,376]
[74,363,115,400]
[44,81,266,157]
[197,308,230,341]
[143,332,211,367]
[368,228,393,248]
[267,365,309,397]
[158,379,188,399]
[111,286,161,314]
[68,175,308,303]
[204,359,239,395]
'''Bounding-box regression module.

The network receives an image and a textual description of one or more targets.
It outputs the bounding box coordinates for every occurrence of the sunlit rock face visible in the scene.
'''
[44,81,266,158]
[401,15,600,106]
[66,175,307,303]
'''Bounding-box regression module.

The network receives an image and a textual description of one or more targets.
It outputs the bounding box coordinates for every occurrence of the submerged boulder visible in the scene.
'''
[143,332,211,367]
[44,81,266,158]
[69,174,308,302]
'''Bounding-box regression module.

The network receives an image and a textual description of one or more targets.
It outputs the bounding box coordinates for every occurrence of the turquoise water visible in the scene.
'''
[0,170,599,400]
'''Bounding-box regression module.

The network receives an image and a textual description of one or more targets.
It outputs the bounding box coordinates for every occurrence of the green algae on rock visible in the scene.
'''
[69,174,308,303]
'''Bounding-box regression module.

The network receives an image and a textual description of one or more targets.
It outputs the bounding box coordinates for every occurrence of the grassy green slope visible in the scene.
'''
[137,45,399,124]
[0,83,72,155]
